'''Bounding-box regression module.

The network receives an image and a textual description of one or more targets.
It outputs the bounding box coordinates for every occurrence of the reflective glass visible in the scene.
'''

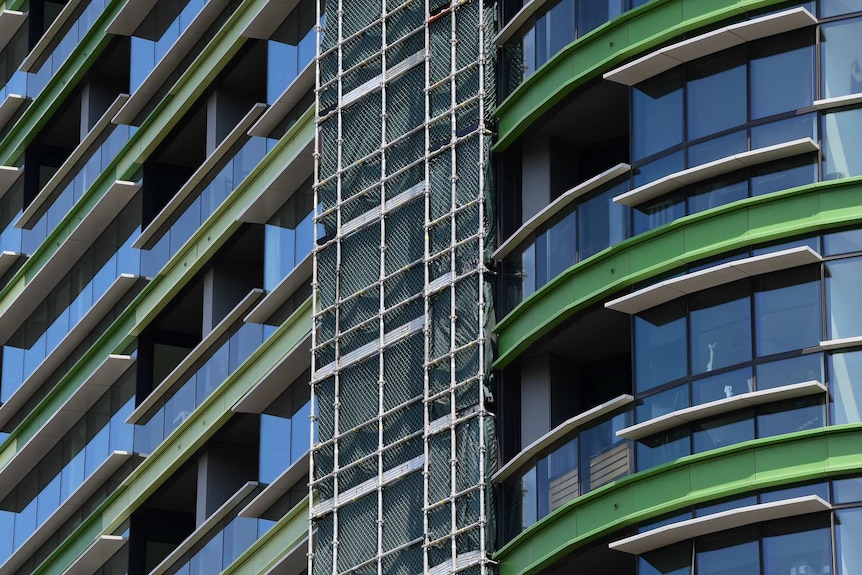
[687,129,746,167]
[539,436,577,515]
[578,0,621,36]
[750,32,813,119]
[692,367,753,405]
[693,410,754,453]
[633,150,684,187]
[577,181,628,260]
[750,114,817,149]
[825,227,862,256]
[754,266,821,356]
[837,508,862,575]
[634,301,687,392]
[826,257,862,339]
[762,515,831,575]
[519,466,538,528]
[824,109,862,179]
[687,173,747,215]
[637,384,688,423]
[834,476,862,504]
[686,50,746,141]
[757,396,824,438]
[636,426,690,470]
[639,541,691,575]
[696,528,759,575]
[690,283,751,375]
[548,0,574,56]
[760,481,829,504]
[632,194,684,236]
[632,71,683,160]
[260,414,291,484]
[579,412,628,493]
[829,350,862,424]
[756,354,823,390]
[546,211,575,280]
[751,155,818,197]
[821,17,862,100]
[695,494,756,517]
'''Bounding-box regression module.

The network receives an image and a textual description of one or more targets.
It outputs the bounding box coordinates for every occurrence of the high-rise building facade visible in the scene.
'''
[3,0,862,573]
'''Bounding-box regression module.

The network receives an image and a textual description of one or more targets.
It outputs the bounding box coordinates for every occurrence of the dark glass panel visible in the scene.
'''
[750,31,814,119]
[634,300,687,392]
[754,266,821,356]
[633,71,683,160]
[690,282,751,375]
[692,410,754,453]
[686,49,746,141]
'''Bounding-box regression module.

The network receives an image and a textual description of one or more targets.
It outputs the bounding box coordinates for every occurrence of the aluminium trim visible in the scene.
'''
[616,380,826,441]
[133,103,267,249]
[493,163,630,261]
[0,451,135,575]
[148,481,259,575]
[819,336,862,351]
[111,0,232,126]
[0,355,136,503]
[19,0,85,71]
[494,394,633,483]
[605,246,823,314]
[244,253,312,324]
[18,94,130,229]
[238,452,309,518]
[608,495,831,554]
[613,138,819,207]
[61,535,127,575]
[126,288,264,424]
[0,11,26,54]
[603,7,817,86]
[232,332,311,414]
[0,274,143,430]
[248,60,313,137]
[0,180,141,346]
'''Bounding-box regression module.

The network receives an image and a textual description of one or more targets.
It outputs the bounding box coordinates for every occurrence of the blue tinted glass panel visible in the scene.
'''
[690,284,751,375]
[826,257,862,339]
[829,350,862,424]
[687,173,747,215]
[686,50,746,141]
[757,396,824,438]
[754,267,820,356]
[750,114,816,149]
[697,528,759,575]
[824,109,862,179]
[687,129,747,168]
[751,155,817,197]
[633,71,683,160]
[756,354,823,390]
[750,32,813,119]
[692,367,753,406]
[577,181,628,260]
[639,542,691,575]
[837,508,862,575]
[821,17,862,99]
[825,228,862,255]
[693,410,754,453]
[634,301,687,392]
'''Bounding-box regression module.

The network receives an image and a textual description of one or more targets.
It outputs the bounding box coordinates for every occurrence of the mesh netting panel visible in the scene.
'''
[314,515,335,573]
[387,32,425,69]
[318,116,339,180]
[383,299,423,333]
[339,424,380,468]
[429,82,451,119]
[337,457,378,492]
[316,339,337,368]
[386,2,423,45]
[342,24,382,71]
[383,264,424,309]
[455,65,480,103]
[455,1,479,69]
[341,156,382,202]
[454,278,479,346]
[428,288,451,360]
[456,203,481,243]
[382,472,424,550]
[427,432,450,504]
[428,218,451,257]
[382,435,423,469]
[342,0,381,40]
[428,21,450,83]
[385,130,425,176]
[315,376,336,443]
[338,360,379,429]
[427,501,450,542]
[343,56,383,97]
[382,334,424,410]
[386,67,425,142]
[382,401,423,444]
[339,222,381,294]
[384,163,424,201]
[339,285,380,329]
[381,544,424,575]
[455,419,480,491]
[339,323,379,357]
[341,188,381,228]
[342,97,383,166]
[316,442,335,479]
[336,493,378,571]
[385,197,425,271]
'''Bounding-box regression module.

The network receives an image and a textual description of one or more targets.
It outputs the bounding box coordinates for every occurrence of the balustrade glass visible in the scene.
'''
[267,0,316,103]
[260,373,311,483]
[166,511,272,575]
[264,178,313,290]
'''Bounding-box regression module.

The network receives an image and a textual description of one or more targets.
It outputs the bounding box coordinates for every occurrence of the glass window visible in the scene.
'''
[633,194,685,236]
[634,301,687,392]
[696,527,760,575]
[825,227,862,256]
[637,427,690,470]
[760,481,829,504]
[541,436,577,514]
[754,266,821,356]
[546,211,576,280]
[547,0,574,57]
[577,0,622,36]
[824,109,862,179]
[639,541,691,575]
[751,155,818,197]
[579,412,629,493]
[750,114,817,149]
[688,173,747,215]
[633,71,683,161]
[834,476,862,504]
[829,350,862,425]
[692,367,753,405]
[750,32,814,119]
[686,50,746,141]
[693,410,754,453]
[837,508,862,575]
[687,130,747,167]
[821,17,862,100]
[695,494,757,516]
[757,396,824,438]
[577,181,628,260]
[637,384,688,423]
[827,257,862,339]
[690,283,751,375]
[762,514,831,575]
[756,354,823,389]
[633,150,684,188]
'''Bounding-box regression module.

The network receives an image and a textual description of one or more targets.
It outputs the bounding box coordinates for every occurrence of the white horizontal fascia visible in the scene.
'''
[0,355,136,502]
[605,245,822,314]
[813,92,862,111]
[61,535,127,575]
[19,0,84,71]
[106,0,160,35]
[133,103,267,249]
[241,0,301,38]
[494,394,633,483]
[495,0,547,47]
[609,495,831,554]
[238,452,309,518]
[232,332,310,414]
[148,481,259,575]
[604,7,817,86]
[18,94,130,229]
[244,253,312,324]
[126,288,264,424]
[0,93,25,132]
[616,380,825,441]
[313,454,424,518]
[248,61,313,138]
[614,138,819,208]
[237,136,313,224]
[112,0,232,126]
[819,335,862,352]
[261,531,313,575]
[0,180,140,346]
[0,274,142,429]
[0,164,22,202]
[0,11,26,54]
[0,451,134,575]
[0,250,22,278]
[493,163,630,261]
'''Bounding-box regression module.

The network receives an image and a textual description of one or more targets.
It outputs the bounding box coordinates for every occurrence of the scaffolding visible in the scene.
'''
[309,0,497,569]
